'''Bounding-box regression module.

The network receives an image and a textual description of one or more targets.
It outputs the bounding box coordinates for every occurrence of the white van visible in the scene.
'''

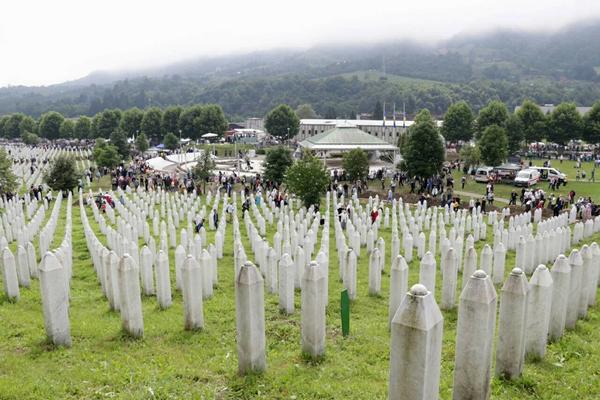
[514,169,541,187]
[475,167,494,183]
[532,166,567,184]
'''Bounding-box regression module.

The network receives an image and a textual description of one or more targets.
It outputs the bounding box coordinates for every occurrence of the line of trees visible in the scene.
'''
[0,103,228,143]
[442,99,600,147]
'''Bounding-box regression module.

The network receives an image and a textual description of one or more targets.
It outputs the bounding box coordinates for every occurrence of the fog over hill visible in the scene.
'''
[3,20,600,119]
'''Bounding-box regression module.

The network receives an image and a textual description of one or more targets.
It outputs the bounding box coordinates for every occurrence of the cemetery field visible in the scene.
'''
[3,189,600,400]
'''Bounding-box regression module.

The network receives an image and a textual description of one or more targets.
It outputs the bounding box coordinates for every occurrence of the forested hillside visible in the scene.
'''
[2,20,600,119]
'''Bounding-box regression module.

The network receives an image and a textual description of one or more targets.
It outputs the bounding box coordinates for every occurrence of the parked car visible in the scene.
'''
[474,167,494,183]
[531,166,567,184]
[493,163,521,183]
[514,169,541,187]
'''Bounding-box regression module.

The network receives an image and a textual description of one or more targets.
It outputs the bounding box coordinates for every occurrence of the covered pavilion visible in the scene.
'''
[298,124,399,152]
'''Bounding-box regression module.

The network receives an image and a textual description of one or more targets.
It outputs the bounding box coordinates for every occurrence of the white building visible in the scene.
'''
[298,119,443,145]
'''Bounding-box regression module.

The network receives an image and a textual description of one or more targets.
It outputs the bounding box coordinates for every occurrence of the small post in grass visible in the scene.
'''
[341,289,350,337]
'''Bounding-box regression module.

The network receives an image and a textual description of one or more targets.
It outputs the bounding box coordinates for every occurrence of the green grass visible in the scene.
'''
[2,189,600,399]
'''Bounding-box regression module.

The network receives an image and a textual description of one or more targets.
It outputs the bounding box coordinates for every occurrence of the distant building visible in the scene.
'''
[513,104,592,115]
[244,117,264,131]
[298,118,442,145]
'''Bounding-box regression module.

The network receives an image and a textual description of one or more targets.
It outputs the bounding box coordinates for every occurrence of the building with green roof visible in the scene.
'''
[299,124,399,152]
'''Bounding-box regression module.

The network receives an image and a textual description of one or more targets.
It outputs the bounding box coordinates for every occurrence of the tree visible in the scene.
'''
[583,101,600,144]
[141,107,163,141]
[505,113,524,153]
[44,155,80,193]
[196,104,228,136]
[373,100,383,120]
[547,102,583,145]
[95,109,122,138]
[192,151,215,193]
[459,145,481,170]
[264,146,293,184]
[110,129,130,159]
[93,140,121,169]
[178,105,204,139]
[59,119,75,139]
[516,99,546,144]
[163,132,179,150]
[120,107,144,138]
[402,109,445,179]
[38,112,65,140]
[162,105,182,135]
[476,100,508,138]
[285,151,329,208]
[135,132,149,153]
[295,104,317,119]
[21,131,40,145]
[441,101,473,143]
[74,116,92,139]
[0,148,17,195]
[4,114,25,138]
[0,116,9,138]
[264,104,300,140]
[19,116,37,135]
[478,125,508,166]
[342,148,369,182]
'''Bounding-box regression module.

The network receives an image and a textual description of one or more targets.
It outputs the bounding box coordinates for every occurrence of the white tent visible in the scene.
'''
[166,151,204,164]
[146,157,177,172]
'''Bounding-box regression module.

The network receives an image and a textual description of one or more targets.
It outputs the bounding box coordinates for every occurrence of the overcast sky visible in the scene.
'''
[1,0,599,87]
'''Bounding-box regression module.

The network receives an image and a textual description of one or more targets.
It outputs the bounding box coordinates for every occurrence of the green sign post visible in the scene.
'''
[341,289,350,337]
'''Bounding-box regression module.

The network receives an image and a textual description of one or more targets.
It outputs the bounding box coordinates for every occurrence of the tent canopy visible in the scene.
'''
[299,124,399,151]
[146,157,177,172]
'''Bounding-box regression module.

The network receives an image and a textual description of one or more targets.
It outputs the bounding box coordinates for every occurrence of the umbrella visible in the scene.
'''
[201,133,218,138]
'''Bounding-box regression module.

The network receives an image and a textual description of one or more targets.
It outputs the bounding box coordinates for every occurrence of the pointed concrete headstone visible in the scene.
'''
[579,245,592,318]
[452,270,496,400]
[278,253,295,314]
[346,250,357,300]
[174,245,185,291]
[301,261,326,359]
[389,255,408,329]
[495,268,528,380]
[419,251,437,297]
[155,250,172,309]
[39,252,71,347]
[201,249,213,299]
[235,261,266,375]
[549,255,571,341]
[140,246,155,296]
[479,244,492,276]
[565,249,583,330]
[389,284,443,400]
[462,247,477,290]
[16,245,30,288]
[1,248,19,301]
[589,243,600,306]
[118,254,144,338]
[525,265,553,360]
[26,241,38,279]
[182,255,204,330]
[369,248,381,296]
[104,250,118,309]
[492,243,506,285]
[441,247,458,310]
